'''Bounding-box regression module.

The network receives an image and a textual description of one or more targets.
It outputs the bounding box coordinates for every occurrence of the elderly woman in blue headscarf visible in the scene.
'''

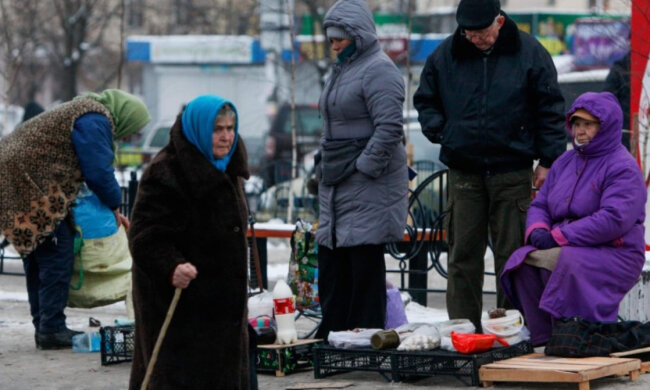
[128,95,251,389]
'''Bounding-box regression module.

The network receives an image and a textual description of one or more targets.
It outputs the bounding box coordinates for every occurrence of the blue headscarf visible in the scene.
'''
[181,95,239,172]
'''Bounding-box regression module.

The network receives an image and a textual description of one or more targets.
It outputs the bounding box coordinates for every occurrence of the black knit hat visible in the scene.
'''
[456,0,501,30]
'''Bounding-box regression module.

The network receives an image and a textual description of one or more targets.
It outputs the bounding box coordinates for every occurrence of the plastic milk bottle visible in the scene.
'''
[273,279,297,344]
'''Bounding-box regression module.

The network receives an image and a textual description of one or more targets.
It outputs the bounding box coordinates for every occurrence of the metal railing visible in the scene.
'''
[385,168,449,304]
[384,166,501,305]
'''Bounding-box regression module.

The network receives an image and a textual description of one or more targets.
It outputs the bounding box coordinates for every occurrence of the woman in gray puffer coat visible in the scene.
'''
[315,0,408,340]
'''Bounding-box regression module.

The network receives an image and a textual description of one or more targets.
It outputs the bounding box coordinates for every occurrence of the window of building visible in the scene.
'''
[127,0,144,27]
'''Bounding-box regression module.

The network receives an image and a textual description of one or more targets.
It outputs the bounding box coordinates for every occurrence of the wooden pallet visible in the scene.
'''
[479,353,641,390]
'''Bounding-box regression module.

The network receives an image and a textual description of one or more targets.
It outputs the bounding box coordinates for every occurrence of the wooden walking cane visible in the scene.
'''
[140,287,182,390]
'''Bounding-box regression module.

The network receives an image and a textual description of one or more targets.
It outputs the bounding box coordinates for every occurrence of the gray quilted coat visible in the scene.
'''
[316,0,408,249]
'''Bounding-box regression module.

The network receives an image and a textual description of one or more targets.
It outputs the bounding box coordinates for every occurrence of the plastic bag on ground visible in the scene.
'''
[385,287,408,329]
[436,319,476,351]
[397,324,441,351]
[328,328,383,349]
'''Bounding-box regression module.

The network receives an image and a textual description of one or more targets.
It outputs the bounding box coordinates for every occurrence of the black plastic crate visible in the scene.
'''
[314,341,534,386]
[313,346,398,381]
[100,325,134,365]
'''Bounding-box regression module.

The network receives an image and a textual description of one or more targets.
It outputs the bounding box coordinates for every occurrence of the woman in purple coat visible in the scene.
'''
[500,91,646,346]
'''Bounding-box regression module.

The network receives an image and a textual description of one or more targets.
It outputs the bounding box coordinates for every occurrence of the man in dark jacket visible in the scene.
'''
[414,0,566,331]
[604,52,631,149]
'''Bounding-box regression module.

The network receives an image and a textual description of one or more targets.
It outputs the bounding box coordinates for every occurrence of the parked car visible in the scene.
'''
[141,120,174,162]
[404,109,444,170]
[260,103,322,187]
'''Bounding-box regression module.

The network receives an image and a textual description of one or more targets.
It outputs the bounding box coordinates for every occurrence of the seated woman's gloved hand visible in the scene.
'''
[529,228,559,250]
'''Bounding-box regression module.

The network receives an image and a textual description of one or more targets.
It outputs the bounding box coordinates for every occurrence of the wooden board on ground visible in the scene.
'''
[611,345,650,358]
[479,353,641,390]
[611,346,650,373]
[285,381,354,389]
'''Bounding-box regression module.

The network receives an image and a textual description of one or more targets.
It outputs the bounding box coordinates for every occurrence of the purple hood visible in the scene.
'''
[567,91,623,157]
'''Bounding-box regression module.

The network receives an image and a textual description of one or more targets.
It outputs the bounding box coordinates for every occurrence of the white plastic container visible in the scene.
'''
[272,279,297,344]
[481,309,524,338]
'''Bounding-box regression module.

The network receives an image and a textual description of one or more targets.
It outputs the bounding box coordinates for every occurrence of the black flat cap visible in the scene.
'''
[456,0,501,30]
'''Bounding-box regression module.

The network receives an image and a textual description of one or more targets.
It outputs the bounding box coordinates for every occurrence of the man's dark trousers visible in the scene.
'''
[445,168,532,331]
[22,219,75,334]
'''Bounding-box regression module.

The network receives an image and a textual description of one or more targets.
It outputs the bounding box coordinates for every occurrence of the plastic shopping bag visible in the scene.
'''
[451,331,509,354]
[287,220,319,309]
[68,226,131,308]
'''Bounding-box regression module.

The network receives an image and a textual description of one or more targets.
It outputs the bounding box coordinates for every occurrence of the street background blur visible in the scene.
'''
[0,1,643,224]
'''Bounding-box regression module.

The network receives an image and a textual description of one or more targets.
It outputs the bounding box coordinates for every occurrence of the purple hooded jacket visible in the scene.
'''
[501,91,646,322]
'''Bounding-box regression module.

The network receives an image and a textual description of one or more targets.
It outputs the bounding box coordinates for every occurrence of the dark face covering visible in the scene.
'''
[337,42,357,64]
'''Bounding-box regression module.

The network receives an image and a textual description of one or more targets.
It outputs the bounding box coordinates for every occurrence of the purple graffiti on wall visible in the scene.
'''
[573,18,629,69]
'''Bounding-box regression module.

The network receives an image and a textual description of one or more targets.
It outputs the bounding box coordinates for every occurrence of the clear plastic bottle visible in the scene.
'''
[273,279,297,344]
[72,332,101,353]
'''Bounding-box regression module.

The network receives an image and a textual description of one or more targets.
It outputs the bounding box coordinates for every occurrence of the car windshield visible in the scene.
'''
[151,125,171,148]
[282,108,321,135]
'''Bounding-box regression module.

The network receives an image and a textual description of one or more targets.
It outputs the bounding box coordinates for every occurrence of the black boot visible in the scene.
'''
[37,327,83,350]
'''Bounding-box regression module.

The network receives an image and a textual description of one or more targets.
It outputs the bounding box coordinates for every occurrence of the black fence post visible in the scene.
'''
[408,249,428,306]
[127,171,139,218]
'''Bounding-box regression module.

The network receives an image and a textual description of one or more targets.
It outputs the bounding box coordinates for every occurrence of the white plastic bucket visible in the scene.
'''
[481,309,524,337]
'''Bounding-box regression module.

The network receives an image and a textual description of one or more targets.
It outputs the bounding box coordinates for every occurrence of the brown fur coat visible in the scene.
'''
[128,119,250,389]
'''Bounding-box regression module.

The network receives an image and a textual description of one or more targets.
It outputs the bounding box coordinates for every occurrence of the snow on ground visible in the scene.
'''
[0,291,27,302]
[404,301,449,323]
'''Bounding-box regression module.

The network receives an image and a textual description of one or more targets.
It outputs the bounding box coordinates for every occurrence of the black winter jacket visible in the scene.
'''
[414,13,566,174]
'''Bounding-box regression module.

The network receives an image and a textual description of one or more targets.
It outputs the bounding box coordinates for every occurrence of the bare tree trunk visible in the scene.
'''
[117,0,126,89]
